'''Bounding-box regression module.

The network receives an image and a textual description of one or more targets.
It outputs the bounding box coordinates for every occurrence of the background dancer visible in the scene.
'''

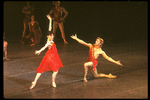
[28,15,42,46]
[30,31,63,89]
[3,32,10,61]
[71,34,122,82]
[48,1,68,44]
[22,1,34,38]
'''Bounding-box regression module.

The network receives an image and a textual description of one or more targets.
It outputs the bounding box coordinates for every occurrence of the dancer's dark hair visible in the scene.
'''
[46,31,54,36]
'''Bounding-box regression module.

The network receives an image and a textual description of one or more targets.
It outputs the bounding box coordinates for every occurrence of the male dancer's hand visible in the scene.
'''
[116,60,123,66]
[70,34,77,40]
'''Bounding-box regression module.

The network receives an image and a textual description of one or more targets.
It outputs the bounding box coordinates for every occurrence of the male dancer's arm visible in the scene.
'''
[71,34,91,48]
[22,6,34,14]
[61,7,68,20]
[101,51,122,66]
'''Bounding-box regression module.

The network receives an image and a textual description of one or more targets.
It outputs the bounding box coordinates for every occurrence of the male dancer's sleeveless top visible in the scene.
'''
[86,45,98,71]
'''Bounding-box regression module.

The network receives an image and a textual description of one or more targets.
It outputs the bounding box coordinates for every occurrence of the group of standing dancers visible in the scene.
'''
[4,1,123,89]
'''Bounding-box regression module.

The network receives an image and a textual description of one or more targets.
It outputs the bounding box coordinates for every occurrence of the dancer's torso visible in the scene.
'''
[89,45,104,60]
[53,7,63,22]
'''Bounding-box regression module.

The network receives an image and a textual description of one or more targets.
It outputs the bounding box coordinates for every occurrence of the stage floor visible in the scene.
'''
[3,39,148,99]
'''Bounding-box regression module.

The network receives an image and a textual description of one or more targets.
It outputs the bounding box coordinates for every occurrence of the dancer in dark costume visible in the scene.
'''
[20,15,42,46]
[48,1,68,44]
[22,1,34,38]
[28,15,42,46]
[71,34,122,82]
[30,31,63,89]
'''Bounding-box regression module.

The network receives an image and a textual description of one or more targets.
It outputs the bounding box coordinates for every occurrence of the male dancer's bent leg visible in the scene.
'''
[89,67,117,78]
[83,62,93,82]
[83,62,116,82]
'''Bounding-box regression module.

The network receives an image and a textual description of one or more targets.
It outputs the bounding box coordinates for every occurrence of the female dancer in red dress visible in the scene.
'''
[30,31,63,89]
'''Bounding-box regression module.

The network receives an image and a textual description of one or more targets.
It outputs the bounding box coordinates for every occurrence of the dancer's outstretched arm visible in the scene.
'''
[35,41,51,55]
[102,51,123,66]
[71,34,91,47]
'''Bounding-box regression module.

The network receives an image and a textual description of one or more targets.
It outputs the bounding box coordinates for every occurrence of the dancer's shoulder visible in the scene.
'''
[99,48,105,54]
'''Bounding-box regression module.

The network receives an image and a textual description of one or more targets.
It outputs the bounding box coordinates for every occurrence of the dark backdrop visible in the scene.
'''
[3,1,148,44]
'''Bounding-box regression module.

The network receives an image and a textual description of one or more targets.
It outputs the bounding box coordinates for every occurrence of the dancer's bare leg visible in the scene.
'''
[89,68,117,78]
[30,73,41,89]
[22,23,27,37]
[52,71,58,87]
[98,73,117,78]
[83,62,93,82]
[52,21,58,39]
[58,22,68,44]
[3,41,10,61]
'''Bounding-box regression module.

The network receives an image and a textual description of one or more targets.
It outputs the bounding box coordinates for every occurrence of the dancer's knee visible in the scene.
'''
[52,71,58,76]
[84,63,88,69]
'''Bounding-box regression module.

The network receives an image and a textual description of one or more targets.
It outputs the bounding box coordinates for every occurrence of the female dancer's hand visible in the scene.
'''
[46,14,51,20]
[35,50,40,55]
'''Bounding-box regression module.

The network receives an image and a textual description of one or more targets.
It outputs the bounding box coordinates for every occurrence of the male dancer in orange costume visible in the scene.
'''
[71,34,122,82]
[30,31,63,89]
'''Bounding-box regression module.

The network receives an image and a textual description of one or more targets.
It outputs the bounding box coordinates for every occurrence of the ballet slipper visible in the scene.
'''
[52,82,56,88]
[30,81,36,89]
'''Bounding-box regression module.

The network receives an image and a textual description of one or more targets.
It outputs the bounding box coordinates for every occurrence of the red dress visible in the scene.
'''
[86,45,98,71]
[36,43,63,73]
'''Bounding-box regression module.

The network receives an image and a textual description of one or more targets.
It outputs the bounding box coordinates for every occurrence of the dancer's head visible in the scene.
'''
[27,1,30,6]
[53,1,60,7]
[95,37,104,48]
[47,31,54,41]
[31,15,35,21]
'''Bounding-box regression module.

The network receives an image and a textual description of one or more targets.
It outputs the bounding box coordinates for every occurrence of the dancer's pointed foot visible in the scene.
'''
[83,78,88,82]
[64,41,68,44]
[5,58,11,60]
[30,81,36,89]
[3,57,10,61]
[106,73,117,78]
[52,82,56,88]
[30,43,35,46]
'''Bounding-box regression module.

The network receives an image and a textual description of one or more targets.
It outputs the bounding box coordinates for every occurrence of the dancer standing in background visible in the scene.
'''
[3,32,10,61]
[71,34,122,82]
[22,1,34,38]
[30,31,63,89]
[48,1,68,44]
